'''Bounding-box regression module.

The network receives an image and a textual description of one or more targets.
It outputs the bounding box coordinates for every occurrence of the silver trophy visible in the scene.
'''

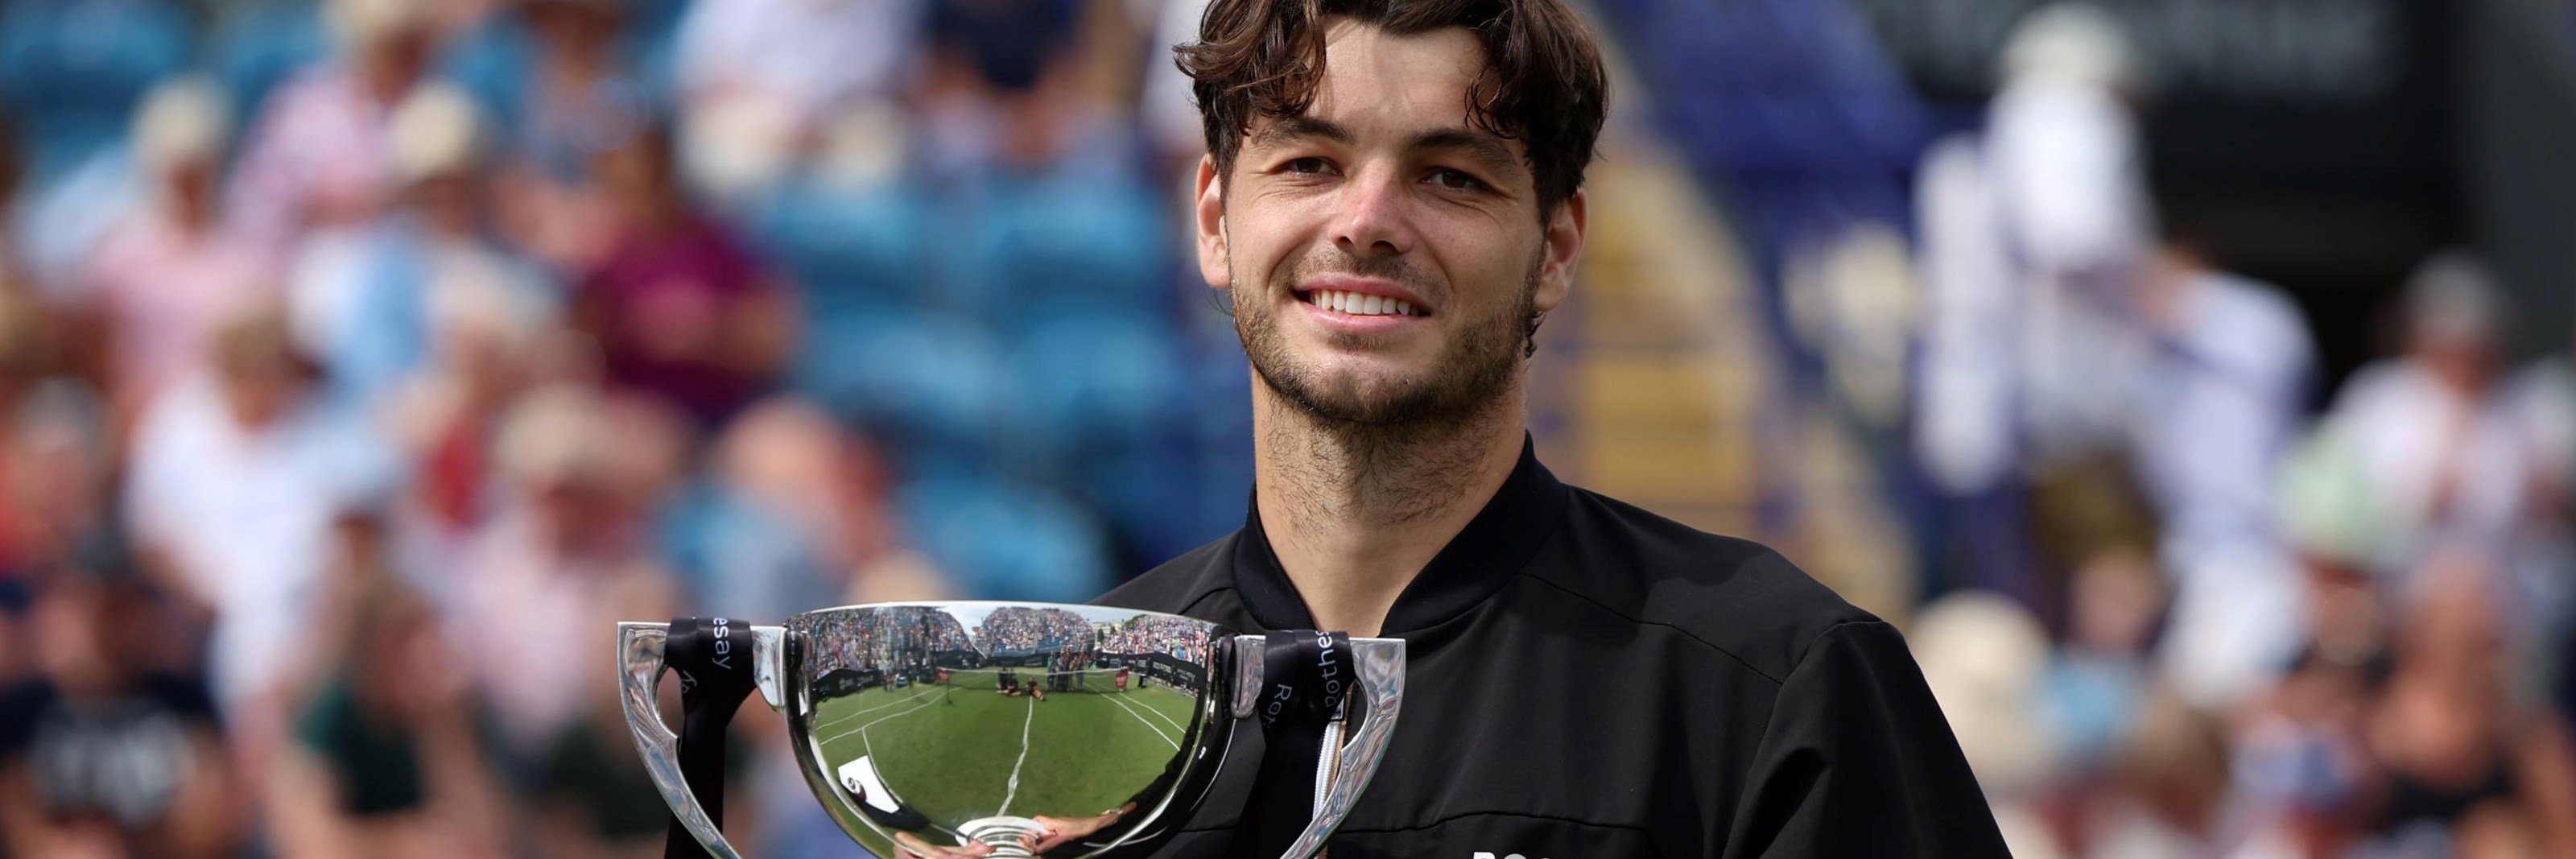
[617,602,1403,858]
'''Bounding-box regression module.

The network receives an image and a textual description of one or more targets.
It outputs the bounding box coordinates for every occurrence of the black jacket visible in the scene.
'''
[1095,440,2010,857]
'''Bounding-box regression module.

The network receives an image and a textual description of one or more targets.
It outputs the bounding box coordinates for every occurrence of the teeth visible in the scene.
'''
[1305,290,1422,317]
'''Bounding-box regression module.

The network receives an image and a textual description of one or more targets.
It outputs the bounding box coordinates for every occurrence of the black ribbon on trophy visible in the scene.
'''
[1236,630,1356,857]
[663,617,758,859]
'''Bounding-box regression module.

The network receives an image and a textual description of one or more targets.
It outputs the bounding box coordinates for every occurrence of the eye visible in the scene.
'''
[1428,168,1486,192]
[1282,157,1334,175]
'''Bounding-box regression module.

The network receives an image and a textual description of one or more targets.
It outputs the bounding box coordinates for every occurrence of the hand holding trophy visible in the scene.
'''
[617,602,1403,858]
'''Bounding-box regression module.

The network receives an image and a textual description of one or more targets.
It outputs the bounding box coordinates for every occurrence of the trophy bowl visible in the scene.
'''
[617,602,1403,859]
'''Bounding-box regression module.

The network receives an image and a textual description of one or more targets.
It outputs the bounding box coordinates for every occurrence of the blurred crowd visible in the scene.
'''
[0,0,1219,856]
[1,0,2571,857]
[1097,614,1199,663]
[973,606,1088,655]
[1897,6,2576,858]
[809,608,976,676]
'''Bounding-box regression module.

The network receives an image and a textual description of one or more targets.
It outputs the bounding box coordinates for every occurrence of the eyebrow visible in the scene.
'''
[1407,126,1524,179]
[1247,118,1525,179]
[1249,116,1355,151]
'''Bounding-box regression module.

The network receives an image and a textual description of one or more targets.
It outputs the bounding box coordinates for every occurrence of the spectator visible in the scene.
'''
[1915,2,2153,497]
[456,0,666,270]
[2128,227,2318,711]
[450,387,683,857]
[286,81,559,410]
[1910,591,2062,858]
[465,0,661,184]
[0,566,244,859]
[2085,691,2235,858]
[0,382,120,595]
[2318,252,2529,576]
[681,397,948,620]
[374,242,568,612]
[123,308,400,717]
[2128,229,2318,572]
[265,515,505,859]
[671,0,923,198]
[226,0,445,247]
[572,121,794,427]
[2363,547,2576,856]
[80,77,275,420]
[453,384,679,755]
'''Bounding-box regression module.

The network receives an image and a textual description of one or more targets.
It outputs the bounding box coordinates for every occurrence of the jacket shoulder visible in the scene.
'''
[1540,488,1882,684]
[1094,532,1236,615]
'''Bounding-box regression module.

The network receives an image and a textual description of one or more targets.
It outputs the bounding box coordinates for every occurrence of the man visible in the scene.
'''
[1054,0,2005,856]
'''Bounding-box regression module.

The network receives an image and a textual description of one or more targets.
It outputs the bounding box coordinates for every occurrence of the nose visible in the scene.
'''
[1331,165,1416,258]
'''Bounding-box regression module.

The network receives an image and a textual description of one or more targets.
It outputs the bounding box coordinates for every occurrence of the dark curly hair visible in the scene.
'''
[1178,0,1609,221]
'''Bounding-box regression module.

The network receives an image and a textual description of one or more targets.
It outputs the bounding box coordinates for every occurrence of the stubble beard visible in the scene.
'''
[1234,248,1538,438]
[1233,247,1540,524]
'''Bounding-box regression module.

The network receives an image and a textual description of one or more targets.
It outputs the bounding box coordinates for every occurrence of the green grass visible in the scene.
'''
[805,679,1204,845]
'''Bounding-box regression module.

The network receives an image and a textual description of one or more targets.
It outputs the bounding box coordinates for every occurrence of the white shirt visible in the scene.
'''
[124,376,402,709]
[2322,359,2529,572]
[2130,271,2317,567]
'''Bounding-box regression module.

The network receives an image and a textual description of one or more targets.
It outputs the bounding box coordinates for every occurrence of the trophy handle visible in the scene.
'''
[617,621,789,859]
[1270,635,1406,859]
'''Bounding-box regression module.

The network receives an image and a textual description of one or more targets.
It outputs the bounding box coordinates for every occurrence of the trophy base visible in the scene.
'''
[957,816,1046,857]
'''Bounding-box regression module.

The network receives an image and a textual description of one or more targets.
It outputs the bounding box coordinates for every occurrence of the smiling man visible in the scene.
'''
[1082,0,2008,856]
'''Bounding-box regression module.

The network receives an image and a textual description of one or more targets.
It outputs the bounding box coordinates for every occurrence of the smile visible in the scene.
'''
[1298,289,1426,317]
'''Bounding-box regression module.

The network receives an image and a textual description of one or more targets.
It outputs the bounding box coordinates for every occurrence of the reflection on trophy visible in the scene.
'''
[617,603,1403,858]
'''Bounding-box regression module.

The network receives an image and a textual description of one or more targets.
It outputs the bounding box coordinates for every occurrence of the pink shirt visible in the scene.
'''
[81,207,277,398]
[225,66,398,247]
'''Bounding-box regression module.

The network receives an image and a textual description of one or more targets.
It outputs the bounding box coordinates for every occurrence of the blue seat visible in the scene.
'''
[963,174,1170,324]
[209,0,327,124]
[750,183,930,323]
[0,0,192,179]
[791,308,1011,465]
[1002,310,1183,466]
[898,476,1110,602]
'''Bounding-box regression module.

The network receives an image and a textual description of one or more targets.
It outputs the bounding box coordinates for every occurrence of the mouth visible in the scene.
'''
[1297,288,1427,317]
[1290,277,1432,319]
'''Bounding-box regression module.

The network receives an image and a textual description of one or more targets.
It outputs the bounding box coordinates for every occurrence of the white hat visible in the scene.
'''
[132,76,231,174]
[327,0,429,52]
[2401,250,2502,349]
[387,83,488,184]
[2000,3,2139,92]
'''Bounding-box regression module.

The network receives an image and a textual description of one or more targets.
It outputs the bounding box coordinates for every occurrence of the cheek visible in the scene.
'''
[1426,229,1542,309]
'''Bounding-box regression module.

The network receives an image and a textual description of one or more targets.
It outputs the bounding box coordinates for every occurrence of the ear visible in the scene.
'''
[1194,155,1232,291]
[1534,189,1586,313]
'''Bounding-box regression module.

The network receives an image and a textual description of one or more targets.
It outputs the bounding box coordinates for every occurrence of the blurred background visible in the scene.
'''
[0,0,2569,856]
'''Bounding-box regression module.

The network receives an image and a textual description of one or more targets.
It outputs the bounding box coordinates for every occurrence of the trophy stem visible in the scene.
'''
[957,816,1045,858]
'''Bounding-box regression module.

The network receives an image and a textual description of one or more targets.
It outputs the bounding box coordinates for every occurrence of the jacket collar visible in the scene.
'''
[1231,436,1570,636]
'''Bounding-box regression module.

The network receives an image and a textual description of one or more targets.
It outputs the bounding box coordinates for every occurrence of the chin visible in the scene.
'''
[1268,365,1444,426]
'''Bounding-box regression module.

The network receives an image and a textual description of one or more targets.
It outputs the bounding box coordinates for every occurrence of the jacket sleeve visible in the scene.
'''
[1720,621,2011,857]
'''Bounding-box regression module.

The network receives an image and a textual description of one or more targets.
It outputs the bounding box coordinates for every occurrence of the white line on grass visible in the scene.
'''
[812,685,936,729]
[998,696,1037,816]
[1127,688,1190,734]
[818,687,951,747]
[1103,690,1180,750]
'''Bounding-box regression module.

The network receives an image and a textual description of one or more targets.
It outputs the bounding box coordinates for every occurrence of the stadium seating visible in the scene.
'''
[208,0,326,124]
[0,0,193,180]
[898,474,1110,603]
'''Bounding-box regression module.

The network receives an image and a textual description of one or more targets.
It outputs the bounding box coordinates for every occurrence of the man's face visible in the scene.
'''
[1195,20,1584,427]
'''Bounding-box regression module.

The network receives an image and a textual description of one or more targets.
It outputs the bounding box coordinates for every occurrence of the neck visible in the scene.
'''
[1250,379,1526,637]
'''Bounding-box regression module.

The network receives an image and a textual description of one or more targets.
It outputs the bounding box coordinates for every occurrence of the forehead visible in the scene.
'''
[1308,19,1485,126]
[1241,19,1524,167]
